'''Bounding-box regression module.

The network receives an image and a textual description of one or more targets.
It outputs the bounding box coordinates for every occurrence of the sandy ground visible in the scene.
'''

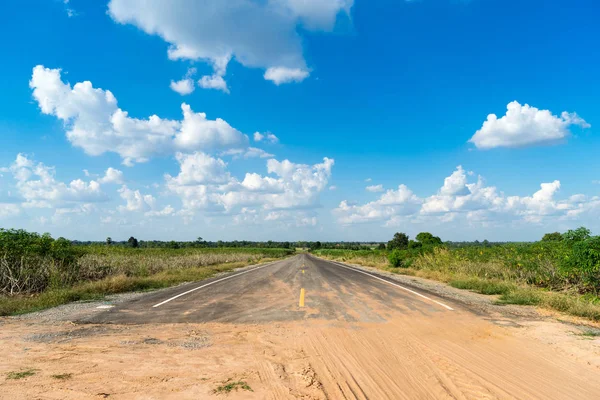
[1,255,600,399]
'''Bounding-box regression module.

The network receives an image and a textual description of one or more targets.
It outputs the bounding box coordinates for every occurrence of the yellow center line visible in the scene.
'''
[299,288,305,307]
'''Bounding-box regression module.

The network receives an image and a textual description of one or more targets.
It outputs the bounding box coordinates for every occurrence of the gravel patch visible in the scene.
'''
[25,326,119,343]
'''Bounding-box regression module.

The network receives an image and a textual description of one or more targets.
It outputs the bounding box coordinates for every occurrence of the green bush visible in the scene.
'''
[388,250,404,268]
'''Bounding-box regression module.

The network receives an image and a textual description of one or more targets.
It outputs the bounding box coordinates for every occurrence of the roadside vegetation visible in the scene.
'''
[312,227,600,321]
[213,380,253,394]
[0,228,294,316]
[5,369,37,380]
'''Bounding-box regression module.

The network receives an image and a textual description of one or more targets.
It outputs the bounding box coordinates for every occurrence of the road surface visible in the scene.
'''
[86,253,453,325]
[73,253,600,399]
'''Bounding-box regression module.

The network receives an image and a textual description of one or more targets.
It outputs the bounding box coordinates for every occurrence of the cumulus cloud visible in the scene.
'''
[470,101,590,149]
[366,184,384,193]
[5,154,107,208]
[335,165,600,227]
[198,74,229,93]
[118,185,156,213]
[166,152,231,186]
[145,205,175,217]
[170,67,197,95]
[254,132,279,144]
[334,185,421,225]
[30,65,253,165]
[170,78,195,95]
[98,167,124,184]
[166,155,334,216]
[107,0,352,87]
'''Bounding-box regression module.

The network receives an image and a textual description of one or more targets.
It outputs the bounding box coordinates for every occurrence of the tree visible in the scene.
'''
[408,240,422,249]
[415,232,442,246]
[106,237,113,246]
[562,227,591,243]
[128,236,139,248]
[387,232,409,250]
[377,243,386,250]
[541,232,562,242]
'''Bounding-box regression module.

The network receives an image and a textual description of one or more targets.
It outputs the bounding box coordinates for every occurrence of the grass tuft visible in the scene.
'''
[51,373,73,380]
[450,278,515,295]
[497,288,542,305]
[578,329,600,338]
[6,369,37,380]
[213,380,253,394]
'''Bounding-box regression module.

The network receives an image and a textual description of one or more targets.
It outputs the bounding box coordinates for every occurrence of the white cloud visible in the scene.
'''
[366,184,384,193]
[0,204,20,219]
[63,0,77,17]
[219,147,274,159]
[335,165,600,227]
[264,210,318,227]
[107,0,352,87]
[166,152,231,186]
[98,167,124,184]
[470,101,590,149]
[198,74,229,93]
[334,185,421,224]
[145,205,175,217]
[254,132,279,144]
[170,67,197,95]
[118,185,156,213]
[365,178,372,182]
[264,67,310,85]
[329,185,337,191]
[30,66,254,165]
[166,155,334,215]
[170,78,195,95]
[5,154,107,208]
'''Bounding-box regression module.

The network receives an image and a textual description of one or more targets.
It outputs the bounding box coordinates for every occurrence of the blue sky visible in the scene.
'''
[1,0,599,242]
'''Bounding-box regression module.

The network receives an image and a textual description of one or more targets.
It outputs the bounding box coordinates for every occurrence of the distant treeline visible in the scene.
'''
[73,238,383,250]
[70,238,518,250]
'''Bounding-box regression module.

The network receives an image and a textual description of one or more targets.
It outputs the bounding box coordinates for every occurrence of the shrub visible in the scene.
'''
[388,250,404,268]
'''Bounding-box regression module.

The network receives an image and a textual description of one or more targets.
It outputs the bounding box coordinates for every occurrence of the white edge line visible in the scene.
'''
[329,260,454,311]
[152,261,277,308]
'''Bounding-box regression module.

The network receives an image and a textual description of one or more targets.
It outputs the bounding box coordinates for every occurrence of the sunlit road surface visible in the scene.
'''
[79,254,600,399]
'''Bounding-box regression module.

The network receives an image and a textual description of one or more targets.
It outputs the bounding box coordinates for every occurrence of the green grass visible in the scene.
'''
[51,373,73,380]
[450,278,515,295]
[0,258,280,316]
[6,369,37,380]
[578,329,600,338]
[497,288,542,305]
[213,380,253,393]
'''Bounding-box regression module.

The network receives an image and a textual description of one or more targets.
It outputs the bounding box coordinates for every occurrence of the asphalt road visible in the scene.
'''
[84,253,455,324]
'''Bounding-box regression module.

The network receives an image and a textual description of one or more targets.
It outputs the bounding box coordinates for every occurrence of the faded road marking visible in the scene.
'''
[330,261,454,311]
[299,288,305,307]
[152,261,277,308]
